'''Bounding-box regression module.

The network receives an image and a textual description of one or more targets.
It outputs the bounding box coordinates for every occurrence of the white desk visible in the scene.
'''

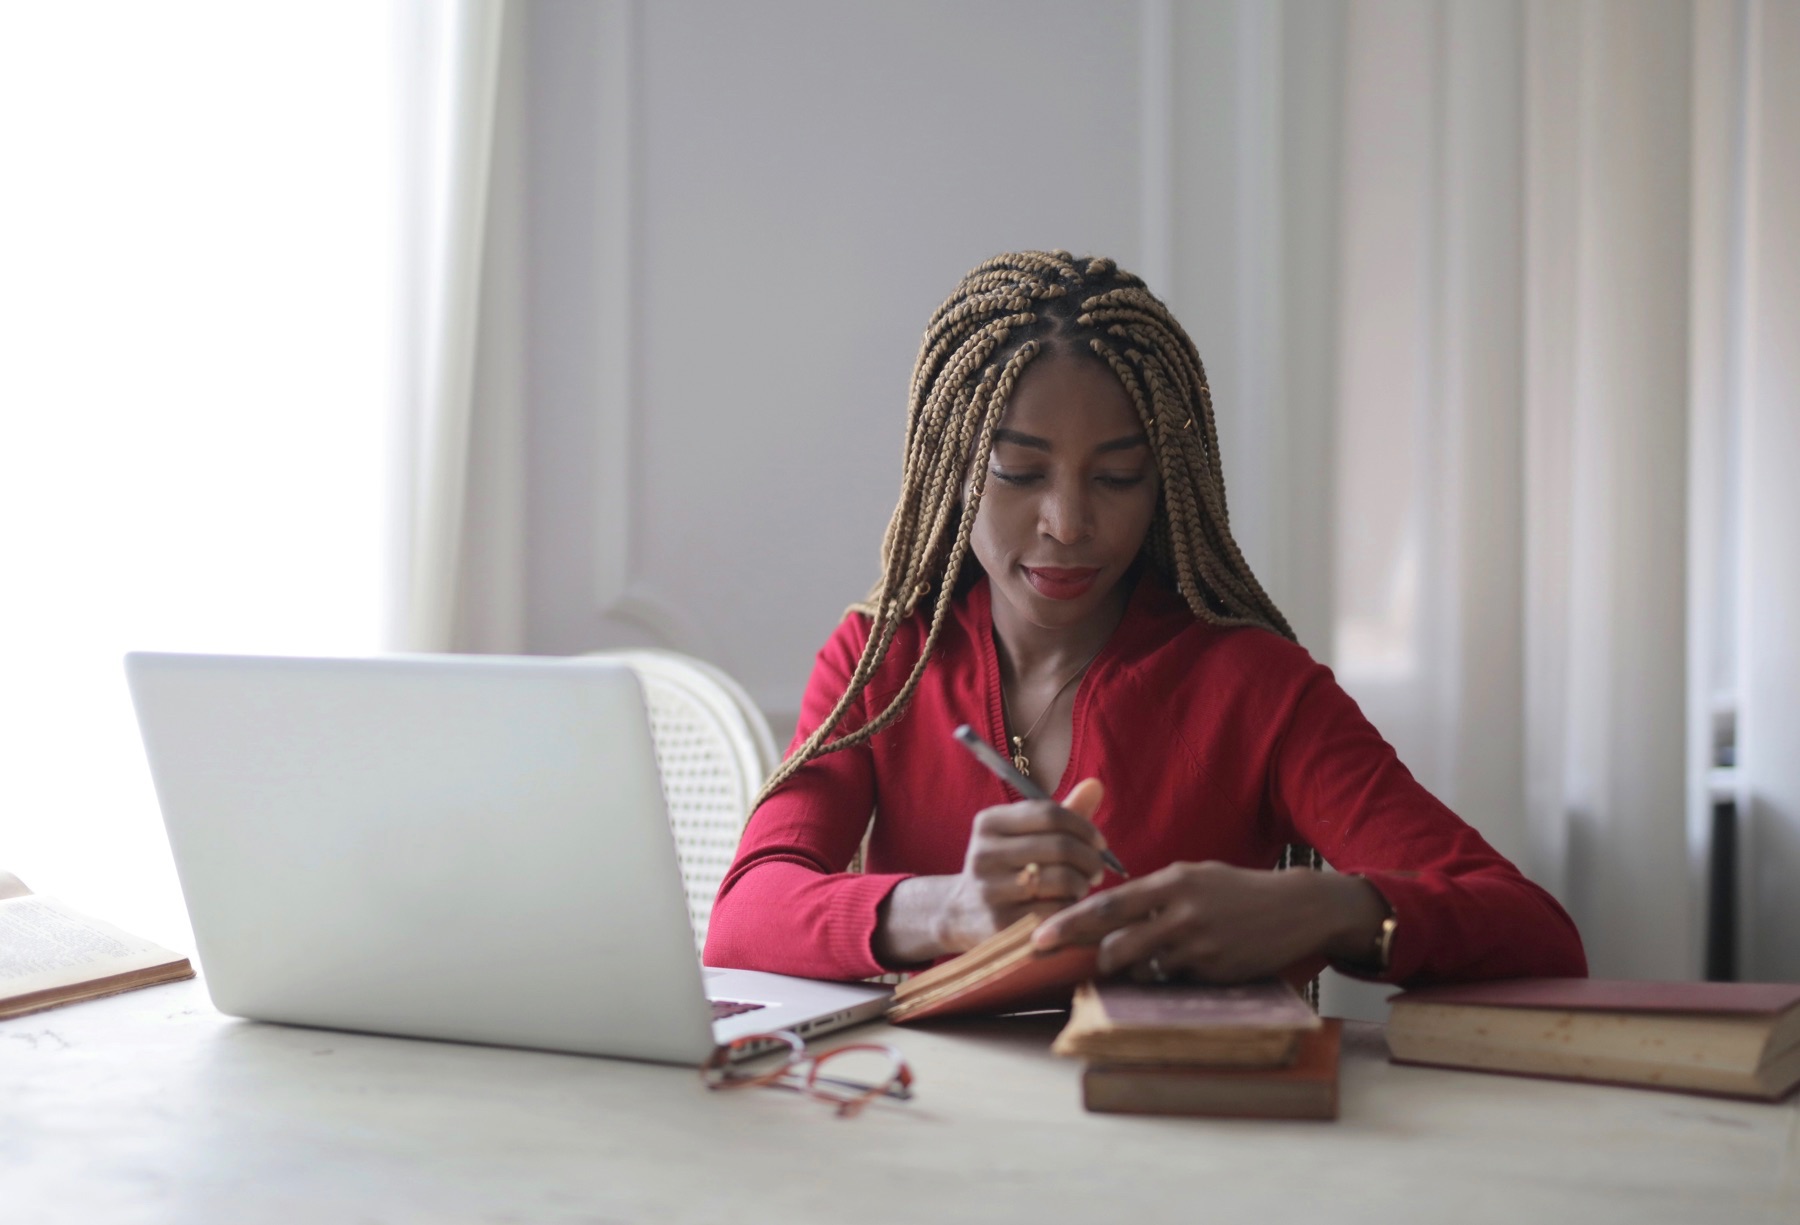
[4,977,1794,1225]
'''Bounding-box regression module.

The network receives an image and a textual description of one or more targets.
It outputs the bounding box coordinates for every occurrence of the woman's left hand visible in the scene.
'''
[1029,861,1391,982]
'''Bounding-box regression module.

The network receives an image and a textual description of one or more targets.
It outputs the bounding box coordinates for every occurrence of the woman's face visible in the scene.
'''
[967,351,1160,635]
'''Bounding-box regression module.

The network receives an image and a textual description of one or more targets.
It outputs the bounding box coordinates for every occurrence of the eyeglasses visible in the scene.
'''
[700,1029,915,1118]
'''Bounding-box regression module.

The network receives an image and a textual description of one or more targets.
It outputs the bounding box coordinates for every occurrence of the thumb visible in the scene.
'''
[1060,776,1105,821]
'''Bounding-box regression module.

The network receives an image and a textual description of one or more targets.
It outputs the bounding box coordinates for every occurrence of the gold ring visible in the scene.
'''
[1015,861,1041,897]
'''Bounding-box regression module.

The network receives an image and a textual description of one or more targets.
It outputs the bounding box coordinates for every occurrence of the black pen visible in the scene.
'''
[951,724,1129,877]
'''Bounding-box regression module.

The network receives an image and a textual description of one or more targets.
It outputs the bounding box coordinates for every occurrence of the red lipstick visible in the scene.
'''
[1024,567,1101,600]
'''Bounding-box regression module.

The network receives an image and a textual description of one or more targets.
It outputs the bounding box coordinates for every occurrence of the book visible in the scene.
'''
[887,914,1097,1023]
[1051,978,1321,1066]
[0,871,195,1020]
[1386,977,1800,1102]
[1082,1019,1342,1119]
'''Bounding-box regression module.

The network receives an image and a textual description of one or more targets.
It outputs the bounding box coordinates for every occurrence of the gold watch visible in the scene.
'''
[1371,914,1398,973]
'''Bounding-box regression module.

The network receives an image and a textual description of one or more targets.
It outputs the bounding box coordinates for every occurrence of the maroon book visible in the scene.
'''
[1391,978,1800,1015]
[1387,978,1800,1101]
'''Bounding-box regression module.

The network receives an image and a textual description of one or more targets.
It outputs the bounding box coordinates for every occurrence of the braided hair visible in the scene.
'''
[755,251,1294,806]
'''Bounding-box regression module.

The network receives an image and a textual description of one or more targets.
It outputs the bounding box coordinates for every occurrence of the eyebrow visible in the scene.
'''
[992,428,1148,455]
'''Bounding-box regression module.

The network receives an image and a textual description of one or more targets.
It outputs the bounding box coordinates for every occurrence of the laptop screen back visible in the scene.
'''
[126,652,716,1063]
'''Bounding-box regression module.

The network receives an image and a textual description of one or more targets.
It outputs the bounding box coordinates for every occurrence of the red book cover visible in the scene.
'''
[1391,978,1800,1015]
[888,942,1098,1023]
[887,915,1101,1023]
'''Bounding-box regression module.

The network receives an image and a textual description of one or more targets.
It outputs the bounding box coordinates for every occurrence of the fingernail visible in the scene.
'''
[1033,926,1058,949]
[1089,870,1104,887]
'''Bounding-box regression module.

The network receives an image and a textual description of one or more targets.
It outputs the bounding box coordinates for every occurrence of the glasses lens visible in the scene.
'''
[805,1045,910,1108]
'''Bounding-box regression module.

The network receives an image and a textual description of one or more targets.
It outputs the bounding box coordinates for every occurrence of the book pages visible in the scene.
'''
[0,895,186,1000]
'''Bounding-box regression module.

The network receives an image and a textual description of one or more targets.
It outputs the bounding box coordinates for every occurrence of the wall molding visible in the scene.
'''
[589,0,689,651]
[1138,0,1174,294]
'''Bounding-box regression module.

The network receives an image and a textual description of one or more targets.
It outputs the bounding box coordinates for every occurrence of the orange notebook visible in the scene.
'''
[887,915,1097,1023]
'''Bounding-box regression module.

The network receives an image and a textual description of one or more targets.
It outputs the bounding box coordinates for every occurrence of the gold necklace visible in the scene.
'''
[1002,649,1102,778]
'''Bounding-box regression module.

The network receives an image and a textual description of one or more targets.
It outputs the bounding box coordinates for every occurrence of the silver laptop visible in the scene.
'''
[124,652,890,1064]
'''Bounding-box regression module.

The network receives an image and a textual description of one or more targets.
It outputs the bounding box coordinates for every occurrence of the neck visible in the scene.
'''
[988,575,1132,685]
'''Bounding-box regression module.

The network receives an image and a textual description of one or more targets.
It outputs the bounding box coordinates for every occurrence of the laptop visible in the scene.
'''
[124,651,891,1064]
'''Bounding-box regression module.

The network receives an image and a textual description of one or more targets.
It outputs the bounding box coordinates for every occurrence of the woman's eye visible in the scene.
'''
[988,469,1146,489]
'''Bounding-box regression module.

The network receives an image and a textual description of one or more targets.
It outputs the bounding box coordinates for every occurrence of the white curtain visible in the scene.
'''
[382,0,1800,983]
[1723,0,1800,981]
[1316,0,1799,981]
[389,0,526,655]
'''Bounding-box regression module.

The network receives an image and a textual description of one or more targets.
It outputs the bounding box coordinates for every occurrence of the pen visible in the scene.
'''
[951,723,1129,878]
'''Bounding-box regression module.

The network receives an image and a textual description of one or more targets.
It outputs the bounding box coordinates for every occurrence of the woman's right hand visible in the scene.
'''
[871,778,1111,965]
[933,777,1110,952]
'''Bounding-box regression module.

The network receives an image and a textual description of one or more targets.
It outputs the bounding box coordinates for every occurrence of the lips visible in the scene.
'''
[1024,566,1101,600]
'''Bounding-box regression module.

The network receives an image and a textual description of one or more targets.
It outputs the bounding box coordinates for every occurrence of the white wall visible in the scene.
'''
[490,0,1799,984]
[512,0,1330,734]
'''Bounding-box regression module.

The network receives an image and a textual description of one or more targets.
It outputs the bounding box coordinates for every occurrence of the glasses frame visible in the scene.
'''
[700,1029,915,1118]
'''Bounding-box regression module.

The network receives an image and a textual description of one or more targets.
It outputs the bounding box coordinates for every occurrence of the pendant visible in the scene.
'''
[1011,736,1030,778]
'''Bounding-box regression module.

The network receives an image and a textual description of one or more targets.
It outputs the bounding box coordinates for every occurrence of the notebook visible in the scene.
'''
[124,652,888,1064]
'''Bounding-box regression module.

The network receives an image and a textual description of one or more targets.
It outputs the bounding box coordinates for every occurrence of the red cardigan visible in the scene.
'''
[704,572,1587,985]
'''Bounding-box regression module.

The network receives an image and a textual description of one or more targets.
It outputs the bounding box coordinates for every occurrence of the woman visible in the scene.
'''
[703,251,1585,987]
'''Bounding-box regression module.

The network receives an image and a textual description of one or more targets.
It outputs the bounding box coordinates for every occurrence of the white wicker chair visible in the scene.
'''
[580,649,779,951]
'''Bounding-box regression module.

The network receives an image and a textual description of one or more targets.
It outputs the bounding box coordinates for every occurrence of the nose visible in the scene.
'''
[1038,478,1095,544]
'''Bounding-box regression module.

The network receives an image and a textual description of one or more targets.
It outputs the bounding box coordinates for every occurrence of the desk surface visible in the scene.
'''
[4,977,1795,1225]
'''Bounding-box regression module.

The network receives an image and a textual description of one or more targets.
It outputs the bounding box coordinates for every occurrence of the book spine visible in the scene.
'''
[1080,1069,1338,1120]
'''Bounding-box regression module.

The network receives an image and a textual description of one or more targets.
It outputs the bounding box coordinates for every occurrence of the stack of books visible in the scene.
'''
[886,916,1337,1118]
[1052,979,1339,1120]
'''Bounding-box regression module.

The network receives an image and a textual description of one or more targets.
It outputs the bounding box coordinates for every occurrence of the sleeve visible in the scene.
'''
[1267,661,1588,986]
[700,615,915,980]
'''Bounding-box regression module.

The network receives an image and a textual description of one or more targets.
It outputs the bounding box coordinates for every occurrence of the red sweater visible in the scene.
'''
[704,572,1587,985]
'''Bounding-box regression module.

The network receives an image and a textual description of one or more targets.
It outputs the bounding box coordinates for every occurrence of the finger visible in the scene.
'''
[971,832,1105,882]
[1058,778,1115,860]
[1059,777,1104,822]
[979,787,1101,845]
[1093,907,1192,976]
[1031,865,1191,950]
[1000,862,1093,905]
[1125,950,1174,984]
[1156,931,1238,982]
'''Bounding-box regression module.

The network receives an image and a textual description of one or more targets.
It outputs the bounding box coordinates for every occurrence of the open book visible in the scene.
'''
[887,914,1097,1023]
[0,872,195,1020]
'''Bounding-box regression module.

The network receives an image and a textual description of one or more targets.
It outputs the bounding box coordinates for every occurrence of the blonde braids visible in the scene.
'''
[752,251,1294,809]
[752,340,1037,803]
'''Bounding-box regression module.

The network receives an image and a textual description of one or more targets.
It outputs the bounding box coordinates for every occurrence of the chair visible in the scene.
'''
[1280,842,1324,1011]
[579,649,779,951]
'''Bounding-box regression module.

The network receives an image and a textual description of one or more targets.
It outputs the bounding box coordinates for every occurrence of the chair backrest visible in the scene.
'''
[580,649,778,951]
[1280,842,1324,1011]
